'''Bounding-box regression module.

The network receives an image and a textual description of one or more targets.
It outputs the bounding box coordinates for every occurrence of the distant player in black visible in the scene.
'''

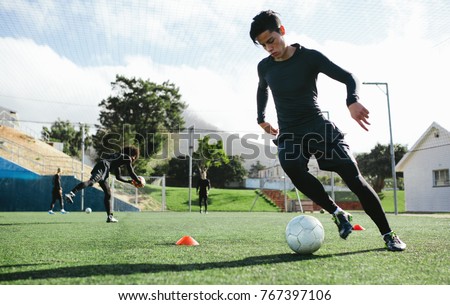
[49,167,67,214]
[196,171,211,214]
[250,10,406,251]
[65,146,142,223]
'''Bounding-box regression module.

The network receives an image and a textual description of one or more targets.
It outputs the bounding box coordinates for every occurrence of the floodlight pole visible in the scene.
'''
[80,123,85,211]
[282,176,287,212]
[362,82,398,215]
[188,127,194,212]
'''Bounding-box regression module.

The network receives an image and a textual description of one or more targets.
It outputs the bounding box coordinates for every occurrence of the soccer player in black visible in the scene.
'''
[65,146,142,223]
[250,10,406,251]
[49,167,67,214]
[196,171,211,214]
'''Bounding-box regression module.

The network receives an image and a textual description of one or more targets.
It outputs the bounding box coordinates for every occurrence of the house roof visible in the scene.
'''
[396,121,450,172]
[0,105,19,128]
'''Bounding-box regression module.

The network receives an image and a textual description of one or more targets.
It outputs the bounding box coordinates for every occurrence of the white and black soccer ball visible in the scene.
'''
[85,207,92,214]
[132,176,146,188]
[137,176,146,187]
[285,215,325,254]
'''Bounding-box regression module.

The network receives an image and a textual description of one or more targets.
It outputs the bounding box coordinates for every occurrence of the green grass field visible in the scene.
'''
[1,211,449,285]
[162,187,403,213]
[163,187,279,212]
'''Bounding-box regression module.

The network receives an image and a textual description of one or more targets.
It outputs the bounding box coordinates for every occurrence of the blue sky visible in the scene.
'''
[1,0,450,153]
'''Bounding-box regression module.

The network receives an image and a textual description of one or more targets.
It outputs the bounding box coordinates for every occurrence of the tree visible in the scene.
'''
[154,135,236,187]
[248,161,266,178]
[153,155,190,187]
[42,119,92,158]
[193,135,229,176]
[153,154,247,188]
[153,136,230,187]
[208,155,247,188]
[93,75,186,172]
[355,143,408,193]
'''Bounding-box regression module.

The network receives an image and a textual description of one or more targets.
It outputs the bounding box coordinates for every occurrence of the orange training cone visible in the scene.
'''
[353,224,366,231]
[176,235,199,246]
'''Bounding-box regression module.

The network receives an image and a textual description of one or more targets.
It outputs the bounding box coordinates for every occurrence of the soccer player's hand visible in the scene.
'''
[259,122,278,136]
[348,102,370,131]
[131,179,143,188]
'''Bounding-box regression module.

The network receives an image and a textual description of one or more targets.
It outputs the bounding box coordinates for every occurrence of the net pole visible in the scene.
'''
[80,123,85,211]
[188,127,194,212]
[162,174,166,211]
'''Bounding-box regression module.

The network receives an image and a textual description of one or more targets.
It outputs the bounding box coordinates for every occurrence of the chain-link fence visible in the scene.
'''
[111,176,166,211]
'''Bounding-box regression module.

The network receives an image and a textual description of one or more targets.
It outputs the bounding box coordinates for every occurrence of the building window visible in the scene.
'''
[433,169,450,187]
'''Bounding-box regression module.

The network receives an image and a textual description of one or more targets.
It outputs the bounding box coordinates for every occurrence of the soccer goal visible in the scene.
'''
[111,175,166,211]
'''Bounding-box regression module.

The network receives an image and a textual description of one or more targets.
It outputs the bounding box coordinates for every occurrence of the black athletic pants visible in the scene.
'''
[199,194,208,211]
[71,179,112,216]
[50,190,64,210]
[278,143,391,235]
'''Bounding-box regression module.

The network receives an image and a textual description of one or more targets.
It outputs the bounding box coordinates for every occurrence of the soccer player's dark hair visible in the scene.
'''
[123,145,140,160]
[249,10,282,44]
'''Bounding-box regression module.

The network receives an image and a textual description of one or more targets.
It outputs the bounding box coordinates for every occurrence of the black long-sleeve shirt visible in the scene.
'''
[256,44,359,130]
[102,153,139,183]
[196,178,211,196]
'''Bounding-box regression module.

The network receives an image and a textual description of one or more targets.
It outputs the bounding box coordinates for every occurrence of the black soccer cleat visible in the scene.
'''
[106,215,118,223]
[332,211,353,239]
[64,192,74,204]
[383,232,406,251]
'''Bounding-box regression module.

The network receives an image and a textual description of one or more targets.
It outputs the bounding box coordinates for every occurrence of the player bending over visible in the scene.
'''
[65,146,143,223]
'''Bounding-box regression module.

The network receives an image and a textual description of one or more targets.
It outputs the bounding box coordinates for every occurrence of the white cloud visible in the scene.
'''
[0,37,111,127]
[1,0,449,153]
[117,55,264,134]
[1,0,60,33]
[0,37,263,138]
[282,2,450,152]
